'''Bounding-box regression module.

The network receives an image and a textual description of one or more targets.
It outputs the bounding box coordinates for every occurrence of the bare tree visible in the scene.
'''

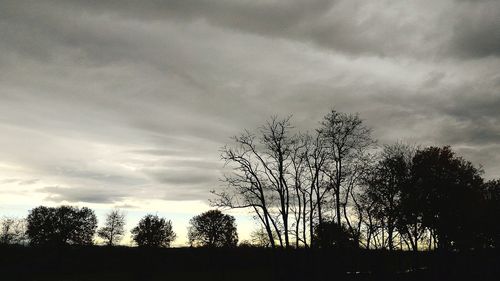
[320,110,375,232]
[0,217,27,245]
[302,131,329,247]
[357,191,378,249]
[289,133,308,247]
[98,209,126,246]
[213,116,296,248]
[213,110,497,250]
[260,116,295,248]
[214,112,375,248]
[213,129,279,248]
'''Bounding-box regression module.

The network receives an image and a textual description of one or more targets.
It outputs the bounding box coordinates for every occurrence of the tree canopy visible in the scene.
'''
[26,205,97,246]
[188,210,238,247]
[97,209,126,246]
[131,214,176,247]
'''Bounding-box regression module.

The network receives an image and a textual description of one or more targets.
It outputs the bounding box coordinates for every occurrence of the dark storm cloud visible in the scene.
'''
[0,0,499,206]
[20,0,498,59]
[11,0,418,57]
[449,0,500,58]
[361,78,500,144]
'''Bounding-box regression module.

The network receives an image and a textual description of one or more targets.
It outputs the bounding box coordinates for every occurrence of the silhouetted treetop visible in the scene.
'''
[98,209,126,246]
[131,214,176,248]
[26,205,97,246]
[410,146,484,250]
[188,210,238,248]
[314,221,359,249]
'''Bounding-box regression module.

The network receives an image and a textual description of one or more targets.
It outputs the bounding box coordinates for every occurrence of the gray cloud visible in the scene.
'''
[146,169,216,186]
[12,0,496,60]
[449,0,500,58]
[41,186,130,204]
[0,0,499,208]
[0,178,39,186]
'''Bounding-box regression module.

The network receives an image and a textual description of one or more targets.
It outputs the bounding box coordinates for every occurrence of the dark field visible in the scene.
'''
[1,246,499,281]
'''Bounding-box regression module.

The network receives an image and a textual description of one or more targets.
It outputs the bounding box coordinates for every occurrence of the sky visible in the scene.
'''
[0,0,499,246]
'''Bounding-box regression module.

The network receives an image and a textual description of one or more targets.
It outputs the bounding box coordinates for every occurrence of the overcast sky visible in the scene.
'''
[1,0,499,244]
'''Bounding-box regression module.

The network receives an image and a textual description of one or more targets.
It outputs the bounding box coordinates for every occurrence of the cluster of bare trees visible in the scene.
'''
[213,110,375,248]
[213,109,500,250]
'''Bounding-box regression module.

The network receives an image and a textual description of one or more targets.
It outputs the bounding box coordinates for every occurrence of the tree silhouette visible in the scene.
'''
[214,116,296,248]
[482,180,500,247]
[97,209,126,246]
[320,109,374,231]
[131,214,176,247]
[26,206,97,246]
[250,227,273,248]
[215,111,376,249]
[364,144,414,250]
[188,210,238,247]
[410,146,484,250]
[314,220,358,249]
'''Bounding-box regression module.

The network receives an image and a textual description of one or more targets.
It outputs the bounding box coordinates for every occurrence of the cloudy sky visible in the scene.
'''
[1,0,499,245]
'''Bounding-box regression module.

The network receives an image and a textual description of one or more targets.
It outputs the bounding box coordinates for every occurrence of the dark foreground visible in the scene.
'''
[1,246,499,281]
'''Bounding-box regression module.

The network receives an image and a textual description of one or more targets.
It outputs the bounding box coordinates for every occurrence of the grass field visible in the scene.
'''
[1,245,498,281]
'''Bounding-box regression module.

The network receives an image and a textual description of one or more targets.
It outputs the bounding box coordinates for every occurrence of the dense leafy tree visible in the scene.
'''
[364,144,413,250]
[396,177,428,251]
[188,210,238,247]
[314,221,358,249]
[410,146,484,250]
[98,209,126,246]
[481,180,500,248]
[26,205,97,246]
[131,214,176,247]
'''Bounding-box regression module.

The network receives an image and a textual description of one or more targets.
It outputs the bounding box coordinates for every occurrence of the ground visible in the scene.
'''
[0,246,498,281]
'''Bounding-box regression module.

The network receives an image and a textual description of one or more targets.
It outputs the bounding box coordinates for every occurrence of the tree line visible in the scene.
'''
[212,109,500,251]
[0,208,238,248]
[1,109,498,251]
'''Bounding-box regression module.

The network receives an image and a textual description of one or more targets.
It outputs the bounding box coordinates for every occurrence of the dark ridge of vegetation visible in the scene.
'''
[0,245,498,281]
[214,110,500,251]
